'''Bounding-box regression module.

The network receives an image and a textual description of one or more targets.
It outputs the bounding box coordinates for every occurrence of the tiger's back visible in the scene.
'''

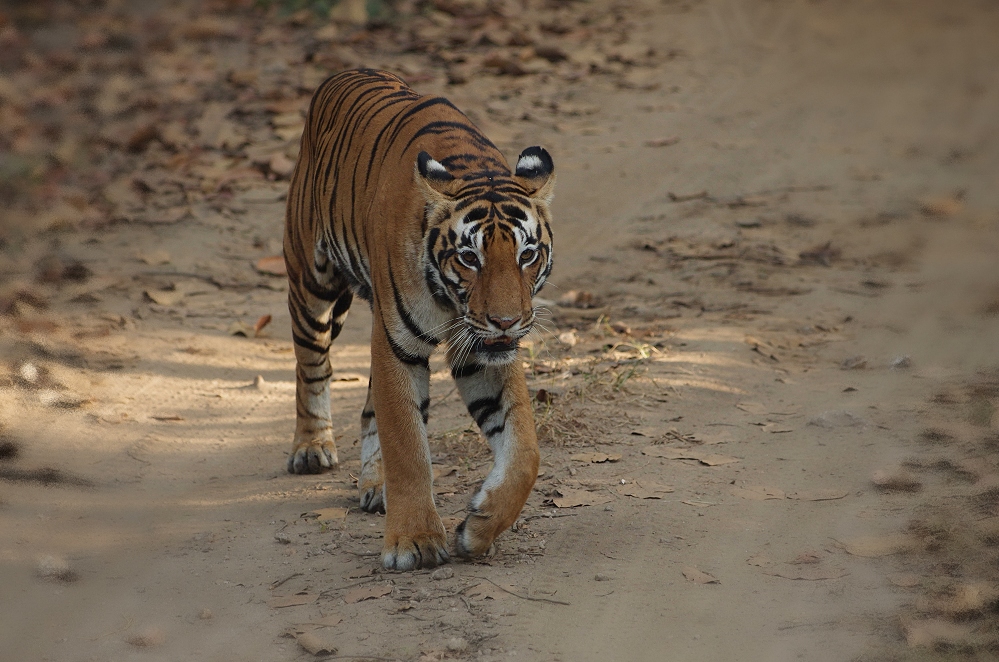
[287,68,515,301]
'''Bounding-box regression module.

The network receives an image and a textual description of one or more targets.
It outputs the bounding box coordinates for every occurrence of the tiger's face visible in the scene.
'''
[418,147,555,365]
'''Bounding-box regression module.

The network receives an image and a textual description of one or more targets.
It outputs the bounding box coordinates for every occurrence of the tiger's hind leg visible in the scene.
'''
[358,381,386,513]
[286,243,354,474]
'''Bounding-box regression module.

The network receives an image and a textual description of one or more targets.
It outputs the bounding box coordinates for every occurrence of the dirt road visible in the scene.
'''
[2,1,999,660]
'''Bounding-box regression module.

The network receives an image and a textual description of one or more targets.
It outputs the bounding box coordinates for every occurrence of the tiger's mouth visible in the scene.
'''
[473,335,518,353]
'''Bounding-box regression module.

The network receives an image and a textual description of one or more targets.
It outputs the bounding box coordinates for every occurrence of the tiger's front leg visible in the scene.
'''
[369,317,448,571]
[451,360,540,558]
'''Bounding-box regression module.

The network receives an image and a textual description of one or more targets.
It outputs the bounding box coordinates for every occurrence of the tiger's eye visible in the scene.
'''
[458,250,480,269]
[519,248,537,265]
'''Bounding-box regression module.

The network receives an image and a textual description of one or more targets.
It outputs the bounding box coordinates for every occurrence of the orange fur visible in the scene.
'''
[283,69,555,570]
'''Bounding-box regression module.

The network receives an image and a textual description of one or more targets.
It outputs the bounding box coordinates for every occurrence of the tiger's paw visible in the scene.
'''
[287,439,338,474]
[454,512,503,558]
[359,478,385,513]
[358,454,385,513]
[382,524,449,571]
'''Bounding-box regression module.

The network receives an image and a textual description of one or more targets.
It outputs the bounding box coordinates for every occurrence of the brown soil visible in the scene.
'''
[2,1,999,660]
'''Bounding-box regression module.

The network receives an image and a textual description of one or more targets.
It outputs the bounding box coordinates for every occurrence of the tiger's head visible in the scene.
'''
[417,147,555,365]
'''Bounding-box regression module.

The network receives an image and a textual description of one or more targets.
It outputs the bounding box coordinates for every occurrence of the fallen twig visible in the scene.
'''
[467,576,570,606]
[269,572,302,590]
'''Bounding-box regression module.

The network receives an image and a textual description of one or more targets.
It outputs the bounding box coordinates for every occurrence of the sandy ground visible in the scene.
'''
[2,1,999,661]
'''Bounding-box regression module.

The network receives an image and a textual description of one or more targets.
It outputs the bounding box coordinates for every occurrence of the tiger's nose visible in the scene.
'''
[488,315,521,331]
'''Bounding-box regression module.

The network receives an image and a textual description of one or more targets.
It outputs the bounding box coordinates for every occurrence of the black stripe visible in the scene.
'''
[383,321,430,368]
[467,396,502,427]
[361,409,375,421]
[302,276,340,302]
[389,265,440,346]
[291,297,332,334]
[419,397,430,425]
[303,370,332,384]
[292,332,328,355]
[332,291,353,318]
[484,422,505,437]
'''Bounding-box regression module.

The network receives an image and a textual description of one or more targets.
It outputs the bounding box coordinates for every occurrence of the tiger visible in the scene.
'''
[282,69,555,571]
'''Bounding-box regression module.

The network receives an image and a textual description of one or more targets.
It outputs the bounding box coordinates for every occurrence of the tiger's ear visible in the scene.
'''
[415,151,460,201]
[513,146,555,203]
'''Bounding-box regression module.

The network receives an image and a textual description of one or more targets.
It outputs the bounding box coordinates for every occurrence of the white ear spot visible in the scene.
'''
[516,154,543,172]
[426,159,448,174]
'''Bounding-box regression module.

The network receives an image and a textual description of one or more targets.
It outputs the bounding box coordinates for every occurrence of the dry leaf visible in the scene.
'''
[311,507,347,523]
[269,593,318,608]
[227,320,254,337]
[641,446,739,466]
[552,487,613,508]
[735,401,767,415]
[837,534,918,558]
[344,584,392,604]
[786,489,849,501]
[296,631,337,656]
[254,314,273,337]
[730,485,785,500]
[255,255,287,276]
[682,567,719,584]
[144,289,184,306]
[616,480,673,499]
[570,452,622,463]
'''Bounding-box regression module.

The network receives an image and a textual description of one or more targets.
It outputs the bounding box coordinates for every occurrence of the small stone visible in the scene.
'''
[430,566,454,581]
[198,608,213,620]
[594,574,612,581]
[557,330,578,347]
[18,362,39,384]
[446,637,469,652]
[274,532,291,544]
[36,555,76,582]
[890,355,912,370]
